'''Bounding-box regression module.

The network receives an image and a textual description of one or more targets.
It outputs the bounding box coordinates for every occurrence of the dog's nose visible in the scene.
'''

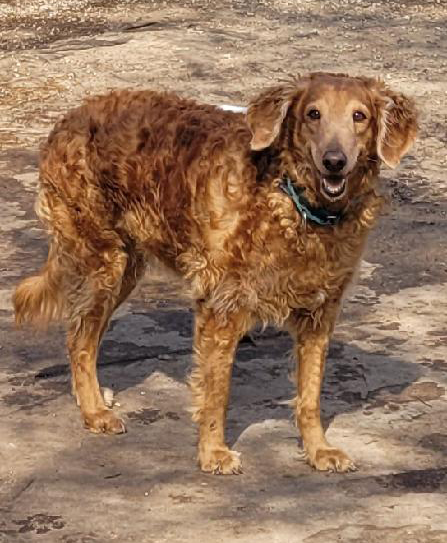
[322,150,347,173]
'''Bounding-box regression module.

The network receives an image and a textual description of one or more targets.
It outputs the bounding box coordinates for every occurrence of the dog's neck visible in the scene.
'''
[250,147,281,182]
[279,175,344,227]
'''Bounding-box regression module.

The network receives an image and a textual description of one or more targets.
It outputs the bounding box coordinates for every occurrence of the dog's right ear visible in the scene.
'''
[246,84,297,151]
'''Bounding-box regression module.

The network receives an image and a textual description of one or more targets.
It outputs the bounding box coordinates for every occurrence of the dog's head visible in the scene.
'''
[247,73,417,204]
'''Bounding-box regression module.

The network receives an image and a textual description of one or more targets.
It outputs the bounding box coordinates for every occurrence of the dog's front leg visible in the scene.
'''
[288,302,357,473]
[190,303,249,474]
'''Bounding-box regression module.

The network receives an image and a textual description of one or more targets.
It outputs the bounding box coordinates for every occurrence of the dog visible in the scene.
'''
[13,72,417,474]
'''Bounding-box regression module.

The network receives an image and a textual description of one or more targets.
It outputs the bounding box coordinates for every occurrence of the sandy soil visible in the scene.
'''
[0,1,447,541]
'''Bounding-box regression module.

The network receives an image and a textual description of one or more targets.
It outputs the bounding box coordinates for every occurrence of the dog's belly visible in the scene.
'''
[204,264,331,326]
[253,283,328,325]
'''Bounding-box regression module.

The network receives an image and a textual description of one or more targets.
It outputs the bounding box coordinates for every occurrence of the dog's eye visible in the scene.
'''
[307,109,321,120]
[353,111,367,122]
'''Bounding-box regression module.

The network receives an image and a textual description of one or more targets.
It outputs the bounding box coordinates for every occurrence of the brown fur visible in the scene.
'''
[13,73,417,473]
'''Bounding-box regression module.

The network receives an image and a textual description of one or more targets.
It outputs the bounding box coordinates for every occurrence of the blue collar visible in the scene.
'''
[279,175,343,227]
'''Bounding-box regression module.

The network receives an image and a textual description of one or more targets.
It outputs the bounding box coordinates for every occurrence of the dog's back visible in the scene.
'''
[14,90,254,328]
[40,90,250,220]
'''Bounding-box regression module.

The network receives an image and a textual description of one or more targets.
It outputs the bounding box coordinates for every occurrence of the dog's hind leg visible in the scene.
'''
[70,248,146,409]
[190,303,250,474]
[66,248,134,434]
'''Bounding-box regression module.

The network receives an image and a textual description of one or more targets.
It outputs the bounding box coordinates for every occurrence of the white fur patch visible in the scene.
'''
[218,104,248,113]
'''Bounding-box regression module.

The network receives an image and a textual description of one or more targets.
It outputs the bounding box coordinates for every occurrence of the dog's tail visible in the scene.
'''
[13,248,65,329]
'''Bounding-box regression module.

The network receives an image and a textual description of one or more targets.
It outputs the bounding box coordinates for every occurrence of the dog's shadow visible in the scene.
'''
[95,304,423,446]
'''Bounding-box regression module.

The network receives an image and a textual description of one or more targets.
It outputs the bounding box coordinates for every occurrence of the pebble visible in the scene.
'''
[158,354,172,360]
[103,387,114,408]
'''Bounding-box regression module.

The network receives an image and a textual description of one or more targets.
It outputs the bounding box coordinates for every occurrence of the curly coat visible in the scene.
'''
[13,73,417,474]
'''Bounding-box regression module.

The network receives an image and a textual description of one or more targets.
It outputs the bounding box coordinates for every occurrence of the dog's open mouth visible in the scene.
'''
[321,175,347,201]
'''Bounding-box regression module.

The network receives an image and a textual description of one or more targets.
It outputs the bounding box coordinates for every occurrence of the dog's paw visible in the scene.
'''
[307,447,357,473]
[199,447,243,475]
[83,409,126,435]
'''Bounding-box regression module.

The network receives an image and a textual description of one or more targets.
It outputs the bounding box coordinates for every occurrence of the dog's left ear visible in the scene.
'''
[246,84,297,151]
[376,85,418,168]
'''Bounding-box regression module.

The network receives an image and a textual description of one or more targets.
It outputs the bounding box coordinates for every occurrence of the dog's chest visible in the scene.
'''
[252,231,362,315]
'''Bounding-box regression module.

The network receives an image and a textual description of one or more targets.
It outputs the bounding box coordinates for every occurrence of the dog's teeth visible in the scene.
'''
[322,178,346,196]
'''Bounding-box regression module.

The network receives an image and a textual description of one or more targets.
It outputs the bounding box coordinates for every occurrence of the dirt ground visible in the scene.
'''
[1,0,447,541]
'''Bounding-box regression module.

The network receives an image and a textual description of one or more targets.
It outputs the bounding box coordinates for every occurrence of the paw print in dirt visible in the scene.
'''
[13,514,65,534]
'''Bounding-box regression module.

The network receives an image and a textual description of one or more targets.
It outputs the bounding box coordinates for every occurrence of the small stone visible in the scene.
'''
[103,387,114,407]
[158,354,172,360]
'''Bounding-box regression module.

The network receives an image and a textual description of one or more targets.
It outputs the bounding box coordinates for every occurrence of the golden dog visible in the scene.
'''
[13,73,417,474]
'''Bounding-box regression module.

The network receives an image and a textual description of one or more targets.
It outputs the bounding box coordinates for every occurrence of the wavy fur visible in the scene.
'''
[13,74,417,472]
